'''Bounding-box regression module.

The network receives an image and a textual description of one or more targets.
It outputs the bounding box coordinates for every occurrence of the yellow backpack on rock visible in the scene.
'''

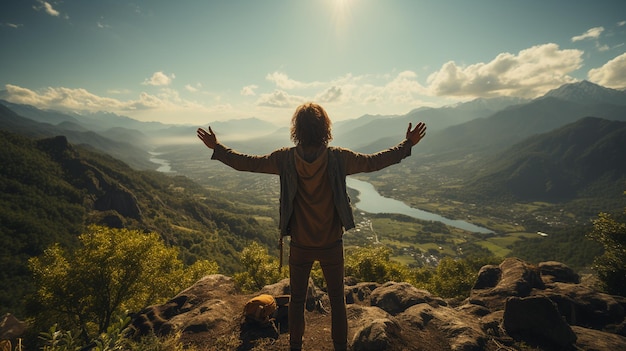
[243,294,277,324]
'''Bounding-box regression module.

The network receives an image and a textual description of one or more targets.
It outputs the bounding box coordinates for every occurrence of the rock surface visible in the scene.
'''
[130,258,626,350]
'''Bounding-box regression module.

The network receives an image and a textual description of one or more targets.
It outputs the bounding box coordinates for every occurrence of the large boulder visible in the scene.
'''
[348,305,401,351]
[370,281,445,315]
[345,282,380,305]
[503,296,577,349]
[469,257,544,310]
[571,326,626,350]
[130,274,237,336]
[400,303,487,351]
[472,264,501,290]
[537,282,625,330]
[539,261,580,284]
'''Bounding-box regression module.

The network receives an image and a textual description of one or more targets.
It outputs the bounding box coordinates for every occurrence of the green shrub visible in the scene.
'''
[345,246,413,284]
[233,241,287,292]
[29,225,218,340]
[587,208,626,296]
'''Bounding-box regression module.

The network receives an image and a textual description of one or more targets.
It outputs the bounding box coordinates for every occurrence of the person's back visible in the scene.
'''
[197,102,426,351]
[290,146,342,248]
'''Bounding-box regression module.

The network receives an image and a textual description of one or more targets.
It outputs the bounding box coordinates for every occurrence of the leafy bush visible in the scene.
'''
[345,246,413,284]
[416,256,499,299]
[587,207,626,296]
[29,225,218,340]
[344,246,499,299]
[233,241,287,292]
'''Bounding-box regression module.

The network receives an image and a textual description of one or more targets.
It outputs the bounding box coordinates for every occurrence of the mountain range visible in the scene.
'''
[2,80,626,195]
[3,80,625,156]
[465,116,626,202]
[2,80,626,205]
[420,97,626,158]
[0,103,156,169]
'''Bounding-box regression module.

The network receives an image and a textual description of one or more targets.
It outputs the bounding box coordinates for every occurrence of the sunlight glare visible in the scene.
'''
[329,0,355,37]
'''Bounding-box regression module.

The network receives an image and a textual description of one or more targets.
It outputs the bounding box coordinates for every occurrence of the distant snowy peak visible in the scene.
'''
[542,80,626,106]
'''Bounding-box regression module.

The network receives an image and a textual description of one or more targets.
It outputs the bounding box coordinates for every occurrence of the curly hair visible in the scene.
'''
[290,102,333,147]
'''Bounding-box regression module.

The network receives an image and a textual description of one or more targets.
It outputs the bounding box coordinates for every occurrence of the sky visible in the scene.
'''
[1,0,625,126]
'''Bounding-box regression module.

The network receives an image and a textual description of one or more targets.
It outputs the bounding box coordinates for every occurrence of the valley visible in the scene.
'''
[164,147,600,270]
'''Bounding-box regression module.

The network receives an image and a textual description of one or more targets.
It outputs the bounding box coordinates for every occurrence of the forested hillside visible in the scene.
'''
[464,117,626,206]
[0,130,279,316]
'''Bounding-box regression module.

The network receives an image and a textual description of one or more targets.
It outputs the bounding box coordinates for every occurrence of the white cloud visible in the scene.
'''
[571,27,604,42]
[597,43,610,52]
[107,88,132,95]
[385,71,428,103]
[4,84,125,111]
[315,86,343,103]
[127,92,165,110]
[263,71,429,106]
[3,84,205,115]
[240,84,258,96]
[427,43,582,98]
[618,21,626,27]
[33,0,60,17]
[97,21,111,29]
[1,22,23,29]
[256,89,305,108]
[328,71,429,106]
[185,83,202,92]
[588,52,626,89]
[265,72,323,90]
[142,71,175,86]
[2,84,245,124]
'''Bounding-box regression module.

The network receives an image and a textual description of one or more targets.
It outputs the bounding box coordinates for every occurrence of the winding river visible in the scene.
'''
[149,152,175,173]
[346,177,492,233]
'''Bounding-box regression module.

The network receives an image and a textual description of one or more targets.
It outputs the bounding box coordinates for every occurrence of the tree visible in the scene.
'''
[345,246,412,284]
[587,208,626,296]
[233,241,287,292]
[412,255,501,298]
[425,257,479,298]
[29,225,218,340]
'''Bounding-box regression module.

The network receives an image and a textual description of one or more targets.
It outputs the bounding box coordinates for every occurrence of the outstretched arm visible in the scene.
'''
[196,126,283,175]
[341,122,427,175]
[197,126,217,149]
[406,122,426,146]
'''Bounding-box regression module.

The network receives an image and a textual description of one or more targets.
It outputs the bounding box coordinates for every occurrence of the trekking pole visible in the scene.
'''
[278,236,284,273]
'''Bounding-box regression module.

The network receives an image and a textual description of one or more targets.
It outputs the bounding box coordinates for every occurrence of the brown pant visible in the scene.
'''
[289,242,348,351]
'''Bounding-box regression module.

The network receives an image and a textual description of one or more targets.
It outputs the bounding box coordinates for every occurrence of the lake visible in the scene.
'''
[346,177,492,233]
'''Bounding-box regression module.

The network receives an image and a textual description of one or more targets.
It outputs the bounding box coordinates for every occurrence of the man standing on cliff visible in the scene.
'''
[198,102,426,351]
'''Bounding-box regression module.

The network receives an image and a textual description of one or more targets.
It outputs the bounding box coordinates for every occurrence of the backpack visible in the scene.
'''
[243,294,277,324]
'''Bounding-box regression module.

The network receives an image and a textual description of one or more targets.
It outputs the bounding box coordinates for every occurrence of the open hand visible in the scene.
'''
[406,122,426,146]
[197,126,217,149]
